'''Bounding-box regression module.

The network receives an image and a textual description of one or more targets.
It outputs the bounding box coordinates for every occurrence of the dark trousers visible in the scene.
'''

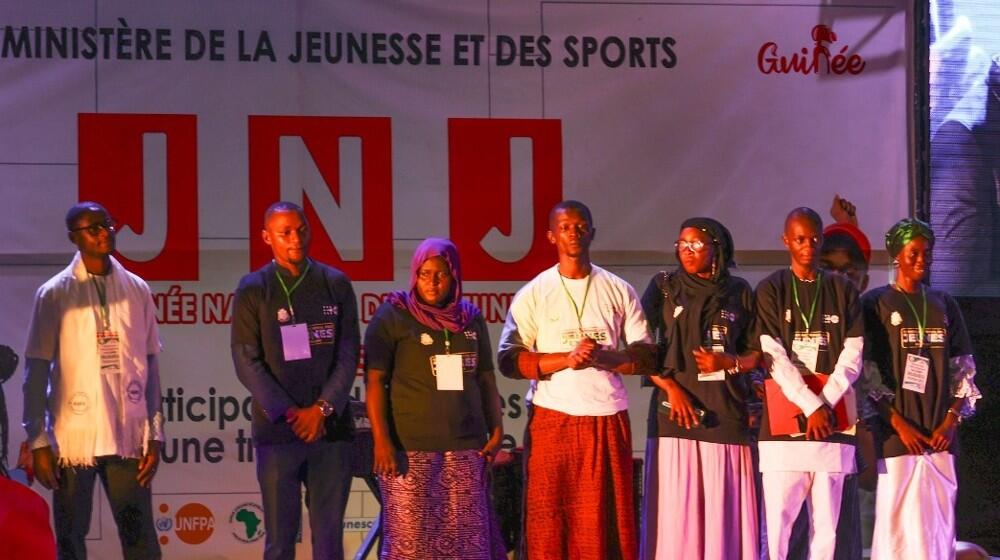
[256,439,353,560]
[53,456,160,560]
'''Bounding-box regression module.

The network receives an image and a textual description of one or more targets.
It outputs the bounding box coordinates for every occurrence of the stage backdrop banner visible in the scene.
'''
[0,1,911,557]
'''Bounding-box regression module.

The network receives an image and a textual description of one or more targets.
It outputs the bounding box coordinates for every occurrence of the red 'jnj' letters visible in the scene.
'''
[78,114,563,282]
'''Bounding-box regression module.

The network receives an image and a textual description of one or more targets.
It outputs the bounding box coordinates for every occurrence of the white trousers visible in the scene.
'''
[761,471,846,560]
[871,452,956,560]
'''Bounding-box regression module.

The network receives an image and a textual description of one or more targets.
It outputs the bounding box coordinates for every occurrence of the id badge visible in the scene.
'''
[280,324,312,361]
[97,331,121,375]
[791,338,819,373]
[431,354,464,391]
[901,353,930,394]
[698,344,727,382]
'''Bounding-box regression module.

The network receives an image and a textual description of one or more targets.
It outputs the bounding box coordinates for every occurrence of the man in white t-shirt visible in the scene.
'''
[498,200,654,560]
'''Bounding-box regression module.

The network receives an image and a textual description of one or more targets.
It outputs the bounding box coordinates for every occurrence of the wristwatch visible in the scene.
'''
[316,399,335,417]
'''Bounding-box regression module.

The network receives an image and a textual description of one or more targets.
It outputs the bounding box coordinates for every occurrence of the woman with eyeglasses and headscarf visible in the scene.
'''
[639,218,761,560]
[862,219,981,560]
[364,238,506,560]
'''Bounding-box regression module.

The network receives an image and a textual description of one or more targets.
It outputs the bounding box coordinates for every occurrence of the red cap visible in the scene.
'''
[824,222,871,264]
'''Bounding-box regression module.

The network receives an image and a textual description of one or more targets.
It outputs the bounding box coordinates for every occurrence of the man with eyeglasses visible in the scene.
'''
[498,200,656,560]
[23,201,165,559]
[752,207,864,560]
[230,201,359,560]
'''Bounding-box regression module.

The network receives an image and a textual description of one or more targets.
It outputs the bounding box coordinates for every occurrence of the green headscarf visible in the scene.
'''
[885,218,935,258]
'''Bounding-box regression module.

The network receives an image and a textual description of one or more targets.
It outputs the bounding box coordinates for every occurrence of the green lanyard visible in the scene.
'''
[443,329,451,354]
[791,271,822,333]
[274,260,312,322]
[558,271,592,334]
[90,274,111,331]
[898,285,927,349]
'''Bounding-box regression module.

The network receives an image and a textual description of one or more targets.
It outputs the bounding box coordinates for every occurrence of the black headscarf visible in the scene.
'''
[662,217,739,375]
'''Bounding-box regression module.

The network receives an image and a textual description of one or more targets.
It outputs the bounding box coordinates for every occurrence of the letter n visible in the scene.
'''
[248,116,393,280]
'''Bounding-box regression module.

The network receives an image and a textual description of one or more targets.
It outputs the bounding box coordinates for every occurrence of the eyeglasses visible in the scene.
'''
[70,219,118,236]
[417,270,452,282]
[674,239,707,253]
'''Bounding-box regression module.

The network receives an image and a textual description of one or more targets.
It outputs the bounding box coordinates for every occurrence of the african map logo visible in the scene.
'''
[230,502,265,543]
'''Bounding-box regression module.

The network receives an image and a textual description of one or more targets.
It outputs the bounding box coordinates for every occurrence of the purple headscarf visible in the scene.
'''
[386,238,480,332]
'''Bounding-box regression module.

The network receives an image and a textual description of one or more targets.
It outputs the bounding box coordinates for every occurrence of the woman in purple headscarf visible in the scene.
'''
[365,238,506,560]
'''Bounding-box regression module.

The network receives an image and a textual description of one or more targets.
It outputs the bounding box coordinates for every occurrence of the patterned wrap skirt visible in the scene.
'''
[378,449,506,560]
[523,405,637,560]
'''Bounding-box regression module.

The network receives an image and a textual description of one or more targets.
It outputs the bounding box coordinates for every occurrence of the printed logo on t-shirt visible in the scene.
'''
[308,322,336,346]
[720,309,737,323]
[900,327,945,349]
[704,325,728,345]
[277,308,291,323]
[793,330,830,349]
[458,351,478,372]
[463,329,478,342]
[822,314,840,324]
[322,305,338,316]
[890,311,903,326]
[560,327,610,346]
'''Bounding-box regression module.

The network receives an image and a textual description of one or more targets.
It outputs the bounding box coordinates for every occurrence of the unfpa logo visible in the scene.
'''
[156,502,216,546]
[757,25,866,76]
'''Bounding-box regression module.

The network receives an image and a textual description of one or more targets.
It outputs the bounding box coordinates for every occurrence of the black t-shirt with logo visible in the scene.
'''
[364,302,494,452]
[752,268,863,443]
[642,272,756,445]
[861,285,973,458]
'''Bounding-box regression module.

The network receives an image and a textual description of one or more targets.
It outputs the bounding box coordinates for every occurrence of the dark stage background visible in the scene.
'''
[955,297,1000,553]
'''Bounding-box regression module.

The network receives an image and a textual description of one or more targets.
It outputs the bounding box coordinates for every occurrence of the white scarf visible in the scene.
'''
[51,253,157,466]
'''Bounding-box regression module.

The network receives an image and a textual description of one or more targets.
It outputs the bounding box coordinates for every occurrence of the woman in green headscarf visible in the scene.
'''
[861,218,982,559]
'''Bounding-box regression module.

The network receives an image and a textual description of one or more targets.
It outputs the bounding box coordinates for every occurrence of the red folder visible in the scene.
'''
[764,373,857,436]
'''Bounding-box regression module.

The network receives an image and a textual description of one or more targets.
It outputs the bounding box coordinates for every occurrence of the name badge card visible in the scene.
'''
[281,324,312,361]
[901,353,930,394]
[791,339,819,373]
[698,344,727,382]
[97,331,121,375]
[431,354,464,391]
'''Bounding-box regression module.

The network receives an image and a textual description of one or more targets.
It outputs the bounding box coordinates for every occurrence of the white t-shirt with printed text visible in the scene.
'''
[501,264,651,416]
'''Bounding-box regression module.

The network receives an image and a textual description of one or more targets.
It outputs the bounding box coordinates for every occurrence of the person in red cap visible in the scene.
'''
[821,195,872,293]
